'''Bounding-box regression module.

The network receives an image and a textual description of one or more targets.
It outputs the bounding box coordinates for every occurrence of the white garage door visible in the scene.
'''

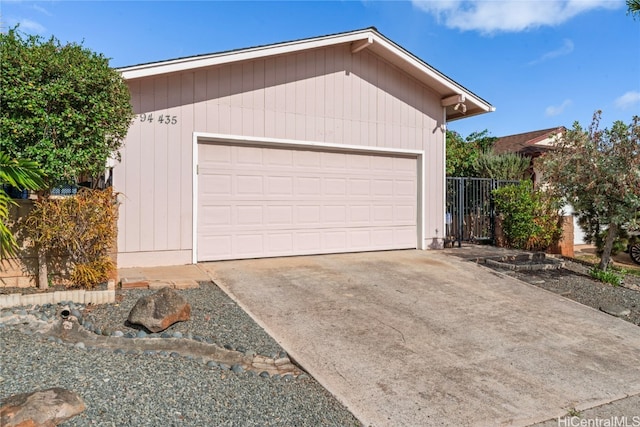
[197,142,418,261]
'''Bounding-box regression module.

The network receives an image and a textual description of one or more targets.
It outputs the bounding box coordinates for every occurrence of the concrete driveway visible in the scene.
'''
[198,250,640,426]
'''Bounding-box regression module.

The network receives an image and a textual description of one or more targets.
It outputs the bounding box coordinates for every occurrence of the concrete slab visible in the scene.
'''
[198,250,640,427]
[118,265,210,283]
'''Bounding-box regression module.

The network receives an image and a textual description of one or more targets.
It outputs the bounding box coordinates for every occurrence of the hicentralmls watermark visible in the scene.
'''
[557,416,640,427]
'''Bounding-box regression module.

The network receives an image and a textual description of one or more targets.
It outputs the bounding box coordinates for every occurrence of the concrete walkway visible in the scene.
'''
[193,250,640,427]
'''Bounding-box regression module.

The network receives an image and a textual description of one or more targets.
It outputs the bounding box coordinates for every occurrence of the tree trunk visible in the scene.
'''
[37,246,48,290]
[598,223,618,271]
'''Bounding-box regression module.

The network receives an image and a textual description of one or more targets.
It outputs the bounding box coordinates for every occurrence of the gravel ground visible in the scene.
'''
[0,282,361,427]
[2,252,638,426]
[484,258,640,327]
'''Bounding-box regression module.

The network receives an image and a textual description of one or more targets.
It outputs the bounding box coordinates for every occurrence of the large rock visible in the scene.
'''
[1,387,86,427]
[127,287,191,332]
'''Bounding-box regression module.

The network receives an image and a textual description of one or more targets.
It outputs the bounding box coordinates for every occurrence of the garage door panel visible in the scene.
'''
[297,205,321,223]
[322,205,347,223]
[201,205,232,226]
[237,205,263,225]
[266,149,294,166]
[267,206,293,225]
[349,179,371,196]
[371,156,394,171]
[294,151,321,167]
[396,205,417,222]
[237,175,263,194]
[395,179,416,195]
[197,143,418,261]
[322,152,347,169]
[297,232,321,251]
[236,147,262,164]
[201,144,232,163]
[350,205,371,222]
[298,177,321,195]
[267,233,294,252]
[373,180,394,196]
[201,174,232,194]
[323,178,347,195]
[323,231,347,249]
[267,176,293,195]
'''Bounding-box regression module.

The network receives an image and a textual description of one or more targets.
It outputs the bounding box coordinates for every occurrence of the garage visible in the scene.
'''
[115,28,494,268]
[196,140,419,261]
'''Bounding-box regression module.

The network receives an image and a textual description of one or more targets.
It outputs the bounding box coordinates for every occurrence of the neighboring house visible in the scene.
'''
[114,27,494,268]
[493,126,585,245]
[493,126,565,187]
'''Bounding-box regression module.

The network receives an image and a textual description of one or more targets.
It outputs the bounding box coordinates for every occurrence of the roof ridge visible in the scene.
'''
[118,27,378,70]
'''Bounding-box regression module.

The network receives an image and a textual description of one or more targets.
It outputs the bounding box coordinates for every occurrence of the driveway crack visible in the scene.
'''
[375,319,406,345]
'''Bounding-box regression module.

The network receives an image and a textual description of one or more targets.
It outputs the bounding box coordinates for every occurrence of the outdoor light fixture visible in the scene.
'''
[453,103,467,114]
[441,93,467,115]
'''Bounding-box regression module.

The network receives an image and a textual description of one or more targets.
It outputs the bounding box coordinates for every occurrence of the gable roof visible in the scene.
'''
[118,27,494,122]
[493,126,565,156]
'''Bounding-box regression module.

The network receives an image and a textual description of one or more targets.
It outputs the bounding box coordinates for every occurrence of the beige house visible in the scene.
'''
[115,27,494,267]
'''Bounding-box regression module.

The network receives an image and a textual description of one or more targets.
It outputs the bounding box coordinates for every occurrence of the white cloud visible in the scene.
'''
[17,18,46,34]
[412,0,622,33]
[528,39,574,65]
[31,4,52,16]
[614,91,640,110]
[545,99,572,116]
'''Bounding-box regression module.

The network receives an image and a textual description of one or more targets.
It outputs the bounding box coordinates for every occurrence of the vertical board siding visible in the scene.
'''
[166,74,183,250]
[138,78,156,252]
[153,76,169,251]
[116,43,445,258]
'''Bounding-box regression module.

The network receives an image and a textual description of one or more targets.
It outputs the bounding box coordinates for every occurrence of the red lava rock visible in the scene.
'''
[0,387,86,427]
[127,287,191,332]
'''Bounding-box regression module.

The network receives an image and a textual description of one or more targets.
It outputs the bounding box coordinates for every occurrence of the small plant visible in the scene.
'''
[566,407,581,417]
[589,267,623,287]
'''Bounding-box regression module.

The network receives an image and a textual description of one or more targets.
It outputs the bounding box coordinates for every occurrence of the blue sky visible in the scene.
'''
[2,0,639,138]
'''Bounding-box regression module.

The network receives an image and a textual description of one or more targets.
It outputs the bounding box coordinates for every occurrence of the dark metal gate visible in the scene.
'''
[446,177,519,246]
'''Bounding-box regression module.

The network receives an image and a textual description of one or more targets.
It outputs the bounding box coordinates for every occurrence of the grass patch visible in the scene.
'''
[589,267,623,287]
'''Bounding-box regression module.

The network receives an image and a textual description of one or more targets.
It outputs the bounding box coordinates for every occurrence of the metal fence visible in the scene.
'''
[2,170,113,199]
[446,177,520,247]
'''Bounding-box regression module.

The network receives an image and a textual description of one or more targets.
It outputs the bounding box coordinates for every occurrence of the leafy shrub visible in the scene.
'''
[589,267,623,286]
[25,188,117,288]
[492,181,563,251]
[473,151,531,180]
[70,256,115,289]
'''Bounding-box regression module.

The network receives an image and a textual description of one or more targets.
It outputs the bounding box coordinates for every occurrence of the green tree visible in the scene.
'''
[1,28,133,287]
[538,111,640,270]
[446,129,496,177]
[473,151,531,180]
[0,28,134,189]
[628,0,640,19]
[0,152,44,258]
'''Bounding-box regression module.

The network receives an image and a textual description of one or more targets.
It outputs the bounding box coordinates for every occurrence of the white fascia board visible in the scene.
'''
[121,30,375,80]
[371,34,494,115]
